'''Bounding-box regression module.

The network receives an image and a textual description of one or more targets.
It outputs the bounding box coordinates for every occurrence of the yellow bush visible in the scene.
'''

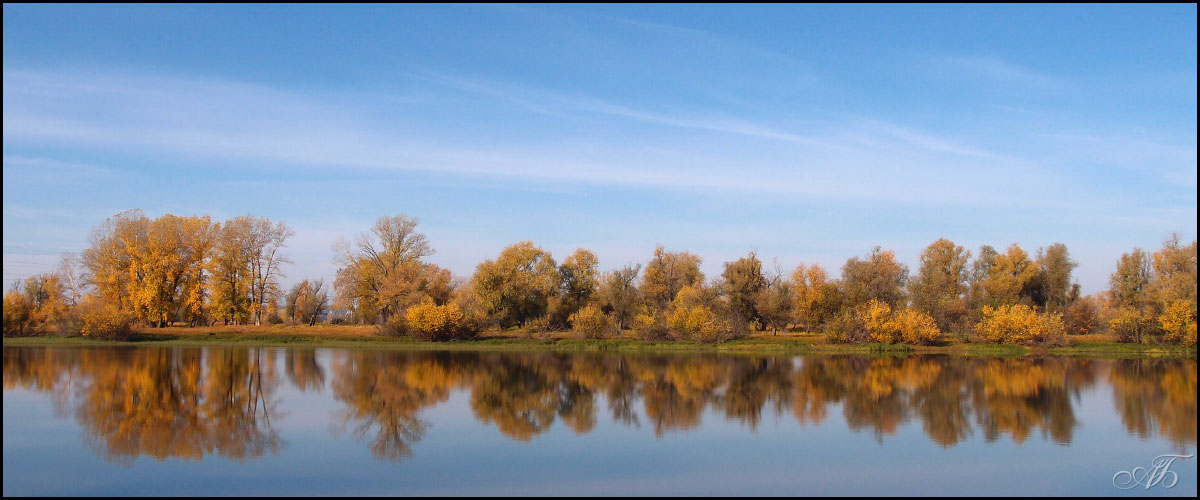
[976,304,1065,345]
[851,301,940,345]
[633,309,669,340]
[78,298,137,340]
[1109,307,1154,344]
[895,309,941,345]
[569,304,610,339]
[403,298,479,341]
[1158,300,1196,346]
[667,305,725,343]
[860,300,899,343]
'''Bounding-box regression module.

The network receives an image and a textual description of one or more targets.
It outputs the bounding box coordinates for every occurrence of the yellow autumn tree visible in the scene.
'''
[552,249,600,329]
[82,209,150,313]
[2,291,36,337]
[641,245,704,309]
[471,241,559,328]
[334,215,440,328]
[127,214,214,327]
[982,243,1040,307]
[791,263,841,331]
[81,211,216,327]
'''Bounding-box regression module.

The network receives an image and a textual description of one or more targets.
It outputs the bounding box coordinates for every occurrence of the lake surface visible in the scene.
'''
[3,346,1196,496]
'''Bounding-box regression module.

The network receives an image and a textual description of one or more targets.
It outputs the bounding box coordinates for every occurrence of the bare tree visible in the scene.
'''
[248,218,294,325]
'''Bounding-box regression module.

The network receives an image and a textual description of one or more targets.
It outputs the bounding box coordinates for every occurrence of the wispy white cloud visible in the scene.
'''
[2,155,114,188]
[934,55,1067,90]
[1043,133,1198,189]
[3,67,1192,217]
[417,72,832,148]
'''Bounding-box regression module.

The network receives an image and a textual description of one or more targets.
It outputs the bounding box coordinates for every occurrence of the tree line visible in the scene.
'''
[3,211,1196,346]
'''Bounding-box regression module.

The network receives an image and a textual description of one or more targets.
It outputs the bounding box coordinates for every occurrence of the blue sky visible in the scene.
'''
[3,4,1196,295]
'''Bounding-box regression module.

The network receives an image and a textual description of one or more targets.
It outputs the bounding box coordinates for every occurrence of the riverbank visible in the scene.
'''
[3,325,1195,358]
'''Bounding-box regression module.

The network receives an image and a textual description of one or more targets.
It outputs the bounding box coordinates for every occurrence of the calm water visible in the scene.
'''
[3,346,1196,496]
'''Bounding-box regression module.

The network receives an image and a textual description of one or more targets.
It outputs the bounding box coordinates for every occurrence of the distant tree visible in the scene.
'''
[82,210,150,314]
[640,245,704,310]
[721,251,767,325]
[791,263,840,331]
[3,288,36,337]
[967,244,999,314]
[756,260,793,335]
[597,264,642,330]
[840,246,908,310]
[552,249,600,328]
[126,214,215,327]
[209,218,253,325]
[1110,248,1152,310]
[981,243,1040,307]
[1035,243,1077,313]
[334,215,436,324]
[471,241,559,328]
[1149,233,1197,315]
[1108,248,1156,344]
[286,279,329,326]
[908,238,970,331]
[244,218,293,326]
[54,253,87,307]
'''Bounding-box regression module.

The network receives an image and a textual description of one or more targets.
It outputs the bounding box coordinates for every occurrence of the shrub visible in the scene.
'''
[378,313,409,337]
[1158,300,1196,346]
[1109,307,1155,344]
[633,309,669,341]
[667,305,726,343]
[568,304,610,339]
[51,307,84,337]
[3,291,37,337]
[404,299,480,341]
[825,310,866,344]
[1063,298,1099,335]
[850,301,940,345]
[860,300,899,343]
[524,315,552,335]
[895,309,941,345]
[976,304,1065,346]
[78,298,137,340]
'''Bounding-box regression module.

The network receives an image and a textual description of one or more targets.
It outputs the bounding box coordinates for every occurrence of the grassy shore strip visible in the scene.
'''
[3,330,1194,358]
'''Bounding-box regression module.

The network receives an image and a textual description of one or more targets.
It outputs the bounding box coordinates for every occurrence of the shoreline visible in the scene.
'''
[3,328,1195,359]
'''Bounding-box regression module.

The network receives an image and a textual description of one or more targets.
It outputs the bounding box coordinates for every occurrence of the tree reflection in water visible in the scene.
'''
[4,347,281,465]
[3,346,1195,464]
[1109,358,1197,448]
